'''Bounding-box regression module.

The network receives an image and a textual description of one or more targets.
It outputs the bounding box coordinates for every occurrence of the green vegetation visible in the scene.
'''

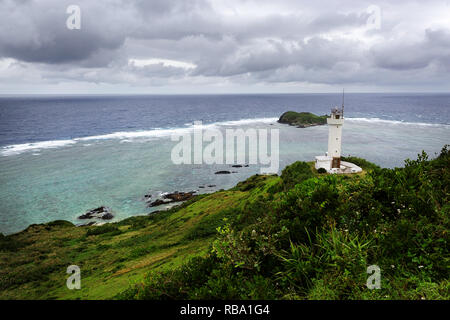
[0,192,249,299]
[0,146,448,300]
[278,111,328,127]
[86,224,122,236]
[120,146,449,300]
[279,161,315,190]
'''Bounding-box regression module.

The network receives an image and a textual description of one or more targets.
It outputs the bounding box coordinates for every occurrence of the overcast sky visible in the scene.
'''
[0,0,449,94]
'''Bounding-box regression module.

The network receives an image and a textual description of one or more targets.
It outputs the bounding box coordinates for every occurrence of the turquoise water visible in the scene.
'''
[0,119,448,235]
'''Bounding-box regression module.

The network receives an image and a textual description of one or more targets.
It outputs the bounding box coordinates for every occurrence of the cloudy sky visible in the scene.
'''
[0,0,449,94]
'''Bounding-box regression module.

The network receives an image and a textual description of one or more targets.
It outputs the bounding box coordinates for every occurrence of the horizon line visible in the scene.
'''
[1,91,450,96]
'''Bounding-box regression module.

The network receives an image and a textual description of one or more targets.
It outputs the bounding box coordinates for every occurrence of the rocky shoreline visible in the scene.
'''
[78,206,114,220]
[75,163,253,225]
[146,191,197,207]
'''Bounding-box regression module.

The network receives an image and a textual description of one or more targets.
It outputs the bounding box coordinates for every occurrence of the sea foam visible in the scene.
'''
[1,140,77,156]
[346,117,449,127]
[0,117,279,156]
[2,117,446,156]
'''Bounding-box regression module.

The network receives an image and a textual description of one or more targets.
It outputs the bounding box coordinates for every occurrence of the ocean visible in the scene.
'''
[0,93,449,235]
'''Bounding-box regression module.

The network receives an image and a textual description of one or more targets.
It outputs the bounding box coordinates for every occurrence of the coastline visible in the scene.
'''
[1,116,449,235]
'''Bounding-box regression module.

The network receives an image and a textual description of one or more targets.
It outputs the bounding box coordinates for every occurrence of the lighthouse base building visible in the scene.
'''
[314,104,362,174]
[314,156,363,174]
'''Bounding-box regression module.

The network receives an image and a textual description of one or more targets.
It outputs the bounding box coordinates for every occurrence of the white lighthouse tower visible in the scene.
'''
[315,90,362,174]
[327,104,344,168]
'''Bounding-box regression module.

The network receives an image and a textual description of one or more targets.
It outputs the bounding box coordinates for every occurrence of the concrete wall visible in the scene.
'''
[315,157,331,171]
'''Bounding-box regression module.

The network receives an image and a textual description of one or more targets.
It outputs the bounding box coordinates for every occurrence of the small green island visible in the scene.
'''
[0,146,448,300]
[278,111,328,128]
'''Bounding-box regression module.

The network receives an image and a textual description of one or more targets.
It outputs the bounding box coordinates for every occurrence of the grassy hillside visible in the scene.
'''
[0,190,253,299]
[0,146,448,300]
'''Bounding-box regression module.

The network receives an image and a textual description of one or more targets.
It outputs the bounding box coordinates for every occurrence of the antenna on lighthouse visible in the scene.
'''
[342,88,345,117]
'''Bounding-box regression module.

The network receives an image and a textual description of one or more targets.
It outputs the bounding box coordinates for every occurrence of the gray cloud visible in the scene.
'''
[0,0,130,65]
[0,0,449,93]
[371,28,450,71]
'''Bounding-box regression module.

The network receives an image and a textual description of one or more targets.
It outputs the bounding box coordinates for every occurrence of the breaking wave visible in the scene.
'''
[346,117,449,127]
[1,117,279,156]
[1,140,77,156]
[2,116,447,156]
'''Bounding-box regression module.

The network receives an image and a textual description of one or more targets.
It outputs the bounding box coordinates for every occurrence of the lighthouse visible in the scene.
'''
[327,105,344,168]
[315,91,362,174]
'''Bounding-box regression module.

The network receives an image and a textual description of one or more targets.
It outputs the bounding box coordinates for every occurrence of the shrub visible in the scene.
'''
[183,209,232,240]
[45,220,74,228]
[0,235,27,252]
[86,224,122,236]
[280,161,314,190]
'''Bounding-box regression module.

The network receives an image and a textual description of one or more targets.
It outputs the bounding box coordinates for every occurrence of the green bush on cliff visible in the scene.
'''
[279,161,314,190]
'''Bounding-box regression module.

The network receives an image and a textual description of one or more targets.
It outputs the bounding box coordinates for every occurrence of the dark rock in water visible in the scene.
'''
[232,171,238,173]
[101,212,114,220]
[148,191,196,207]
[231,165,242,168]
[78,206,113,220]
[144,194,152,198]
[208,185,216,188]
[199,186,205,188]
[244,165,249,167]
[164,191,196,202]
[215,170,231,174]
